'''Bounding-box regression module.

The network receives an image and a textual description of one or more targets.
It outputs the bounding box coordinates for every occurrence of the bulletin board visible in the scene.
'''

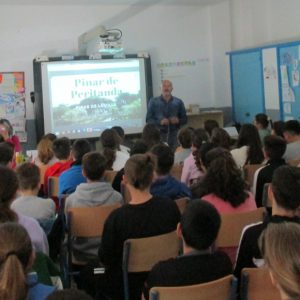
[0,72,26,141]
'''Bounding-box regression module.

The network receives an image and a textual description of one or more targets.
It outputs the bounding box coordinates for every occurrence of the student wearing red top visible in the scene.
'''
[0,119,21,152]
[43,137,72,196]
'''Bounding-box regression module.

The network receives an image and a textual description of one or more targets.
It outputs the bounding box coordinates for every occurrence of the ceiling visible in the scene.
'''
[0,0,226,5]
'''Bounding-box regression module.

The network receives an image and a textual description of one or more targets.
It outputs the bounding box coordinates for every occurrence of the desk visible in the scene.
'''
[186,110,224,128]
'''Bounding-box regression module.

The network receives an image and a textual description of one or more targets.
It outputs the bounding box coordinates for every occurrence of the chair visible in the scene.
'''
[149,275,237,300]
[287,159,300,167]
[170,164,183,181]
[122,231,181,300]
[261,183,272,208]
[121,182,131,204]
[104,170,117,184]
[240,267,281,300]
[243,164,264,188]
[65,203,121,287]
[175,197,189,214]
[48,176,59,198]
[38,163,49,185]
[216,207,266,248]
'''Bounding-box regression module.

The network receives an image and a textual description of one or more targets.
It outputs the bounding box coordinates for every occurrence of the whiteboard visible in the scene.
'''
[153,58,212,109]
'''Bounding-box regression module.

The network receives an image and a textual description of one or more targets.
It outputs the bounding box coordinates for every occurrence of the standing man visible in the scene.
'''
[146,80,187,150]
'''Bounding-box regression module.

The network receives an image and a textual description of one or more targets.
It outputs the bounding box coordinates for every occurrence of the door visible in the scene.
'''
[231,51,265,124]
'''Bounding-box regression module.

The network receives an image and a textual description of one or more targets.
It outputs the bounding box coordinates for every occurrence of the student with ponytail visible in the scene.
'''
[0,222,54,300]
[259,222,300,300]
[98,154,181,300]
[0,166,48,254]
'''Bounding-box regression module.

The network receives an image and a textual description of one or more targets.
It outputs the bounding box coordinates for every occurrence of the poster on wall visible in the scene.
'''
[0,72,26,142]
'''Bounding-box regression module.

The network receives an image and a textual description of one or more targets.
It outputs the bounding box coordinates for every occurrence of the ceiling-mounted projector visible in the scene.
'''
[79,25,123,57]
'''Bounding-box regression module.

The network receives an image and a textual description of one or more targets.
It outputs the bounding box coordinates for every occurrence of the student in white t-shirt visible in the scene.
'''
[100,129,129,171]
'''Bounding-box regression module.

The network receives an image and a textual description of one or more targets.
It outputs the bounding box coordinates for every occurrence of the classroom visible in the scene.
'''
[0,0,300,299]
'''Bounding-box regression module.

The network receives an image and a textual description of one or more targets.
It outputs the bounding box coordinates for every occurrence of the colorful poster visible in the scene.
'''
[0,72,26,141]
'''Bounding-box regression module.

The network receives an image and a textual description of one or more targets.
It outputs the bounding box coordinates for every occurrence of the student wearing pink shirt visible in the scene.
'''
[191,147,256,214]
[191,147,256,263]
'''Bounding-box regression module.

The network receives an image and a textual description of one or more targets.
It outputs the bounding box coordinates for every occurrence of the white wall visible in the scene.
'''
[209,1,232,107]
[3,0,300,123]
[0,3,218,120]
[229,0,300,50]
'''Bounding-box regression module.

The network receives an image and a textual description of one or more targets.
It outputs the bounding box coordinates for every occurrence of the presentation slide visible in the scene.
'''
[41,59,147,139]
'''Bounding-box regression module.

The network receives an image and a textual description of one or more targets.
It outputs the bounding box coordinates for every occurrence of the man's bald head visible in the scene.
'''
[161,80,173,100]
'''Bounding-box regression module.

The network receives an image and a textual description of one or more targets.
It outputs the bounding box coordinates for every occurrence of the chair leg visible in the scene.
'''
[122,242,131,300]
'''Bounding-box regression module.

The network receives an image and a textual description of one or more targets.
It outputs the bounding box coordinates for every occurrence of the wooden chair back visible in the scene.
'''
[68,204,121,238]
[122,231,181,300]
[240,268,281,300]
[287,159,300,167]
[262,183,272,208]
[123,231,180,273]
[121,182,131,204]
[216,208,266,248]
[48,176,59,198]
[150,275,237,300]
[243,164,264,188]
[171,164,183,181]
[38,163,49,185]
[104,170,117,184]
[175,197,189,214]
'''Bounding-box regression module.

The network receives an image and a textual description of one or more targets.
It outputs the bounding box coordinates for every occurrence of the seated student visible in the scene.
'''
[282,120,300,161]
[204,119,219,138]
[59,139,91,196]
[100,129,129,171]
[112,126,131,154]
[192,148,256,263]
[192,142,216,179]
[234,165,300,278]
[46,289,93,300]
[181,128,208,186]
[112,140,148,193]
[0,223,55,300]
[144,200,232,299]
[0,141,14,168]
[174,127,193,165]
[103,147,116,171]
[259,222,300,300]
[0,118,21,152]
[211,128,231,150]
[192,147,256,214]
[254,113,271,144]
[43,137,72,195]
[150,144,192,199]
[65,152,122,262]
[271,120,285,138]
[0,166,49,254]
[231,124,264,169]
[11,163,55,233]
[98,154,181,300]
[142,123,161,150]
[253,135,286,207]
[35,135,58,191]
